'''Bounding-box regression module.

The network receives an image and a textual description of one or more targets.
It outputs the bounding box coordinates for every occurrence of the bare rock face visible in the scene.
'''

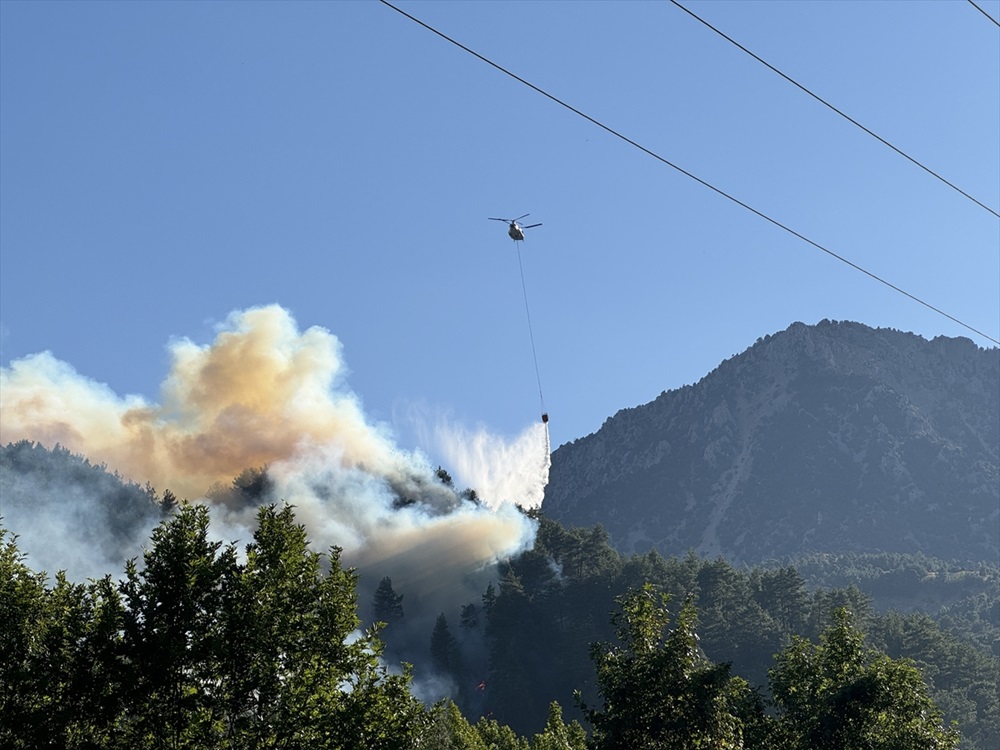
[542,320,999,564]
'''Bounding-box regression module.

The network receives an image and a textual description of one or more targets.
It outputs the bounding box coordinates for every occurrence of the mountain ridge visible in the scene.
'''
[542,320,999,564]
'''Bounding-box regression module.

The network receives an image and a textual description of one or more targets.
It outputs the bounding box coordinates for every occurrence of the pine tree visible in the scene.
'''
[431,613,460,676]
[460,603,479,629]
[372,576,405,625]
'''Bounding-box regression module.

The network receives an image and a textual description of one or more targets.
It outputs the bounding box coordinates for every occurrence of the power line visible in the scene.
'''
[379,0,999,346]
[669,0,1000,220]
[967,0,1000,28]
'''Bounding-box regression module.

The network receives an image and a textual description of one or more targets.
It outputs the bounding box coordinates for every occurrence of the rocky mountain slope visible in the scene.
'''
[542,320,999,563]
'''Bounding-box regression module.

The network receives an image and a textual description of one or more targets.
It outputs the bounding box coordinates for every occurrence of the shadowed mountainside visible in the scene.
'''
[542,320,999,564]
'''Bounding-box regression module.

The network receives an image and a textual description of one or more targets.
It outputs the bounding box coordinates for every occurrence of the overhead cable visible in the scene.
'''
[379,0,999,346]
[669,0,1000,220]
[967,0,1000,28]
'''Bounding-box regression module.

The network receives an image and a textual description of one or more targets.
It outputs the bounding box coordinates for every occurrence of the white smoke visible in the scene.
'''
[432,419,551,511]
[0,472,161,583]
[0,304,550,594]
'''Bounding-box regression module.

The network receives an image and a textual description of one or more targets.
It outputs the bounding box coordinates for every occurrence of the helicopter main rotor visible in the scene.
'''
[489,213,532,224]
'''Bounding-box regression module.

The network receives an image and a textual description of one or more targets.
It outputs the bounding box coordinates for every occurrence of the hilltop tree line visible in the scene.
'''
[1,503,972,750]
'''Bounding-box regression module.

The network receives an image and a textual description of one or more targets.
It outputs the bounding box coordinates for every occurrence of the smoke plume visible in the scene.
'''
[0,305,549,608]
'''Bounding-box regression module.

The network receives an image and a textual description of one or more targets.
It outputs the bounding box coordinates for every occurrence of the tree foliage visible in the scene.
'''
[0,506,427,749]
[770,608,961,750]
[1,482,993,749]
[463,513,995,746]
[581,584,754,749]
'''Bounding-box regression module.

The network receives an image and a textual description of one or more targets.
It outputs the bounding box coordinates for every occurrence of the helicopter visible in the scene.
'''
[489,214,542,242]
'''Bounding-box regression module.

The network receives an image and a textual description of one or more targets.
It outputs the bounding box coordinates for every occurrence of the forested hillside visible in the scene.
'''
[0,440,167,580]
[2,443,997,749]
[1,503,979,749]
[418,512,998,748]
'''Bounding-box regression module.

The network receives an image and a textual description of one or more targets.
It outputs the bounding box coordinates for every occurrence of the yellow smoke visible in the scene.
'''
[1,304,546,586]
[0,305,400,499]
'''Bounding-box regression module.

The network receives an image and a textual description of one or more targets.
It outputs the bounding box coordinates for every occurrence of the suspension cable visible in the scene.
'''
[516,243,546,420]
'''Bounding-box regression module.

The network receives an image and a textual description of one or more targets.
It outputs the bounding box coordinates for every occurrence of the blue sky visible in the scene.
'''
[2,0,998,462]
